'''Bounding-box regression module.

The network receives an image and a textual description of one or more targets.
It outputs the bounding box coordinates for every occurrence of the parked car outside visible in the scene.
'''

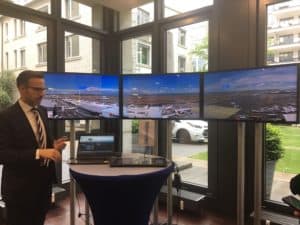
[172,120,208,143]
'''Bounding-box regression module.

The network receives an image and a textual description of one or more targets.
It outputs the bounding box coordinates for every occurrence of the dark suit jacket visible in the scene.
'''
[0,102,56,201]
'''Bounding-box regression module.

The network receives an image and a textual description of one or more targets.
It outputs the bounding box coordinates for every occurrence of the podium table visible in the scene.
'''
[70,161,173,225]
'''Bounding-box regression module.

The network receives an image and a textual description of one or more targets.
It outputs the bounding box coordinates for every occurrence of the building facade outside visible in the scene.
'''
[267,1,300,65]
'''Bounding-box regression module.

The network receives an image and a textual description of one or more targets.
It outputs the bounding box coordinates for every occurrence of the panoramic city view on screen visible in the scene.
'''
[41,73,120,119]
[123,74,200,119]
[204,65,298,122]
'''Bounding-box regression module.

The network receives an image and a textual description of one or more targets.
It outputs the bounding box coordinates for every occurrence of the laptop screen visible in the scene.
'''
[77,135,115,158]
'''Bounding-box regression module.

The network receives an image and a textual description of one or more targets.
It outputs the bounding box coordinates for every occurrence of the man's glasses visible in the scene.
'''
[26,86,48,92]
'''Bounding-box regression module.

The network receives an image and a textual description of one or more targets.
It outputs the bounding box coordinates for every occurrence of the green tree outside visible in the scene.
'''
[0,71,17,111]
[189,36,208,72]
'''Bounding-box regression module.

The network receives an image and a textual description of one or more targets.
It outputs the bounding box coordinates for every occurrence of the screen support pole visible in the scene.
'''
[152,121,159,225]
[254,123,263,225]
[84,120,91,225]
[70,120,76,225]
[166,120,173,225]
[237,122,245,225]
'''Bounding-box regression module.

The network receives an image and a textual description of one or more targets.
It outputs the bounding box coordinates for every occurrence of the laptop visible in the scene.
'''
[68,134,117,164]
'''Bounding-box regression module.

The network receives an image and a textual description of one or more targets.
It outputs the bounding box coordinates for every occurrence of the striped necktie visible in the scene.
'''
[31,108,46,148]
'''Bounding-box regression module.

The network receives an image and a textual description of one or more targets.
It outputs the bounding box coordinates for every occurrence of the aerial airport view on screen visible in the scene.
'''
[123,74,200,119]
[204,65,298,122]
[41,73,119,119]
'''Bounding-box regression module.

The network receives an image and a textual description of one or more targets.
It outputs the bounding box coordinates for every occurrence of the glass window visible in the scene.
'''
[164,0,213,18]
[19,20,25,36]
[65,0,79,18]
[137,42,151,66]
[279,51,293,62]
[167,21,209,73]
[65,34,79,59]
[178,29,186,47]
[122,35,152,74]
[1,16,47,73]
[4,23,9,41]
[64,33,100,73]
[14,50,17,68]
[4,0,51,13]
[121,35,156,156]
[20,49,25,67]
[178,56,186,72]
[63,33,101,183]
[14,18,17,38]
[265,0,300,203]
[62,0,104,29]
[38,43,47,64]
[267,0,300,65]
[119,2,154,30]
[279,34,294,45]
[167,21,209,188]
[37,5,49,13]
[137,8,150,25]
[279,17,294,27]
[5,52,9,70]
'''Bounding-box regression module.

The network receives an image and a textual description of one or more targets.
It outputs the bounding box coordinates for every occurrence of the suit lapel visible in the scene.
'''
[13,102,39,146]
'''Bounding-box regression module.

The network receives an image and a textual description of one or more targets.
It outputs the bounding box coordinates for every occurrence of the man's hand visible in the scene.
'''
[294,210,300,217]
[53,137,68,152]
[39,149,61,162]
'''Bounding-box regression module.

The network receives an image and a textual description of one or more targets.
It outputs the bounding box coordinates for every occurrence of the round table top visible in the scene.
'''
[69,154,171,177]
[70,164,171,176]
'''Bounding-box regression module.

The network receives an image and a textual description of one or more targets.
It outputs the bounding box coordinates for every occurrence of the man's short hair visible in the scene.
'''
[290,174,300,195]
[16,70,44,87]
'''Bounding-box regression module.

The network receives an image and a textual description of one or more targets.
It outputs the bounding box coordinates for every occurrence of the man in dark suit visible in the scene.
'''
[0,70,67,225]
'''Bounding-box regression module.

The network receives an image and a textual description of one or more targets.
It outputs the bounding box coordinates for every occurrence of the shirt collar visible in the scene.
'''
[18,99,36,113]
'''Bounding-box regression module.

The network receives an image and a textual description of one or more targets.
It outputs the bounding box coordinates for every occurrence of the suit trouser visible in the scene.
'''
[4,184,51,225]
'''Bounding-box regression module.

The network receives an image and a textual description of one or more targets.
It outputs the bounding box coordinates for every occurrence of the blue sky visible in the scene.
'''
[123,74,200,95]
[204,65,297,93]
[44,73,119,91]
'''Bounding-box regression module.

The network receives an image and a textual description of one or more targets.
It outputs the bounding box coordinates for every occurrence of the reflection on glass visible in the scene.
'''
[167,21,208,73]
[123,120,156,155]
[266,0,300,203]
[119,2,154,30]
[164,0,213,17]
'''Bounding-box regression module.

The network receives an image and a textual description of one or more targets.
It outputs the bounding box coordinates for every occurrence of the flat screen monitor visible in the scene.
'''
[203,64,299,123]
[41,72,120,119]
[122,73,201,119]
